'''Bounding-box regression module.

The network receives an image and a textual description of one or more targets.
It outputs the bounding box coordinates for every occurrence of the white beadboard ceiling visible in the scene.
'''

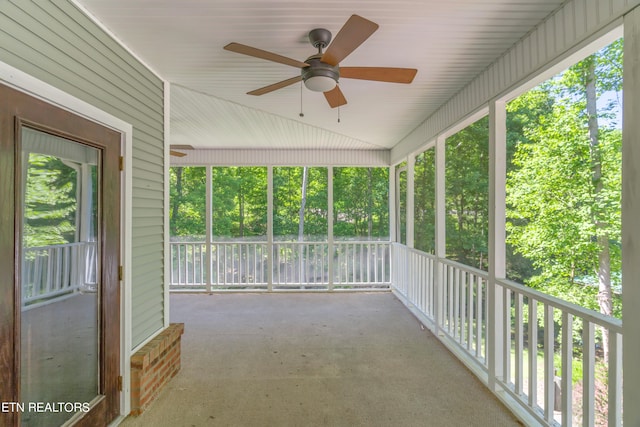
[75,0,566,150]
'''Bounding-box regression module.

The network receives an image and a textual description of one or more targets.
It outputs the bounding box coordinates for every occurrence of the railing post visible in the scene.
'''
[206,165,212,293]
[434,135,446,333]
[328,166,334,290]
[267,166,273,291]
[488,99,506,390]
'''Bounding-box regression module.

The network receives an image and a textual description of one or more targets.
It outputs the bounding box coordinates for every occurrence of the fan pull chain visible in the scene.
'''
[299,82,304,118]
[337,107,341,123]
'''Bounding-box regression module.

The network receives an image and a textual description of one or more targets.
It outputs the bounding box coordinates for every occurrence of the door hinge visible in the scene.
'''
[119,156,124,171]
[117,375,123,392]
[118,265,123,281]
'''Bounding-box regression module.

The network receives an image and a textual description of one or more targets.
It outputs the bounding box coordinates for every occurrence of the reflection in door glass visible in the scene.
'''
[20,127,100,426]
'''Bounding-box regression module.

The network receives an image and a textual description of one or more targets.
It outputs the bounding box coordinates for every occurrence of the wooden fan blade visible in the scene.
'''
[224,42,310,68]
[321,15,379,66]
[247,76,303,96]
[170,144,194,150]
[170,150,187,157]
[340,67,417,83]
[324,85,347,108]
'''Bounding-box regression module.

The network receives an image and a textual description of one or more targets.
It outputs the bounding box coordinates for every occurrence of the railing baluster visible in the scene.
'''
[561,311,573,427]
[46,247,53,294]
[460,271,466,345]
[476,274,483,358]
[515,292,523,396]
[503,287,511,384]
[448,265,454,333]
[609,331,622,427]
[544,303,554,423]
[583,320,595,427]
[528,298,538,408]
[176,244,182,285]
[454,268,460,341]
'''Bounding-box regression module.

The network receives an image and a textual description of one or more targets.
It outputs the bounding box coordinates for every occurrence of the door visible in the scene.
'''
[0,83,121,426]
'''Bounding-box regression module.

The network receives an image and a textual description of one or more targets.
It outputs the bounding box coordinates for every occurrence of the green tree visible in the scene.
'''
[273,167,328,240]
[170,166,206,239]
[333,167,389,240]
[414,150,435,253]
[445,116,489,270]
[506,40,622,337]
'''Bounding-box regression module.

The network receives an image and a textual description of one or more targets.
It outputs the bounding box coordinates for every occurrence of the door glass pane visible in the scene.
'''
[20,127,100,426]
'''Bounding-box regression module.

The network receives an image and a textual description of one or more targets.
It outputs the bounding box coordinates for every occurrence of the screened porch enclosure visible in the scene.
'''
[168,155,622,426]
[170,165,392,291]
[165,17,626,427]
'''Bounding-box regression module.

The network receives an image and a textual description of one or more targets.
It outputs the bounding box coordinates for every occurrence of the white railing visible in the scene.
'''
[170,240,391,290]
[497,278,622,427]
[332,241,390,288]
[441,258,488,370]
[22,241,97,306]
[390,243,622,427]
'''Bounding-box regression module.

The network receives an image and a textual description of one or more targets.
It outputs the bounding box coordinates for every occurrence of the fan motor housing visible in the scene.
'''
[308,28,332,49]
[301,54,340,84]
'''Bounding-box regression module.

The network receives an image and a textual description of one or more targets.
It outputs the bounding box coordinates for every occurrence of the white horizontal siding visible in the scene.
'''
[391,0,637,162]
[0,0,166,348]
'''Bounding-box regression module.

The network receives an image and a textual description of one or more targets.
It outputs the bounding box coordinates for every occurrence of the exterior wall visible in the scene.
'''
[391,0,638,162]
[0,0,166,348]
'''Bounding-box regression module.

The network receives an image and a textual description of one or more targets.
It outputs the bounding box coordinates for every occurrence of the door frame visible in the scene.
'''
[0,61,134,420]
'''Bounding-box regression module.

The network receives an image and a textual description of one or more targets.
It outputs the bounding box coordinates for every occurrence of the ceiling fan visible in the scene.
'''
[170,145,194,157]
[223,15,417,108]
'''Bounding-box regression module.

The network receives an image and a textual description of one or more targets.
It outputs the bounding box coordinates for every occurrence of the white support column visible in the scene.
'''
[488,99,507,390]
[406,154,415,249]
[623,8,640,427]
[434,135,446,332]
[205,165,212,294]
[389,166,396,243]
[267,166,274,291]
[328,166,334,290]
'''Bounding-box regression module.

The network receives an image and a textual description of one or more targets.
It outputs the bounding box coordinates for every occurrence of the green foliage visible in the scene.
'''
[396,162,407,244]
[505,39,622,317]
[170,167,206,239]
[273,167,328,239]
[445,116,489,270]
[170,166,270,240]
[333,167,389,240]
[212,167,267,238]
[170,166,390,242]
[414,149,435,253]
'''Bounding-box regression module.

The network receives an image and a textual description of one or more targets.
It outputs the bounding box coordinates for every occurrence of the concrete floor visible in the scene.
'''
[121,292,522,427]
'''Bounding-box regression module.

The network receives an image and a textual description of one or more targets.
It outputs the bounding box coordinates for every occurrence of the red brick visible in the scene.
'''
[129,323,184,416]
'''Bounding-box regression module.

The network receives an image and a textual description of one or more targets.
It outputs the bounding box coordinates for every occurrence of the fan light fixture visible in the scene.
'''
[304,75,336,92]
[301,53,339,92]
